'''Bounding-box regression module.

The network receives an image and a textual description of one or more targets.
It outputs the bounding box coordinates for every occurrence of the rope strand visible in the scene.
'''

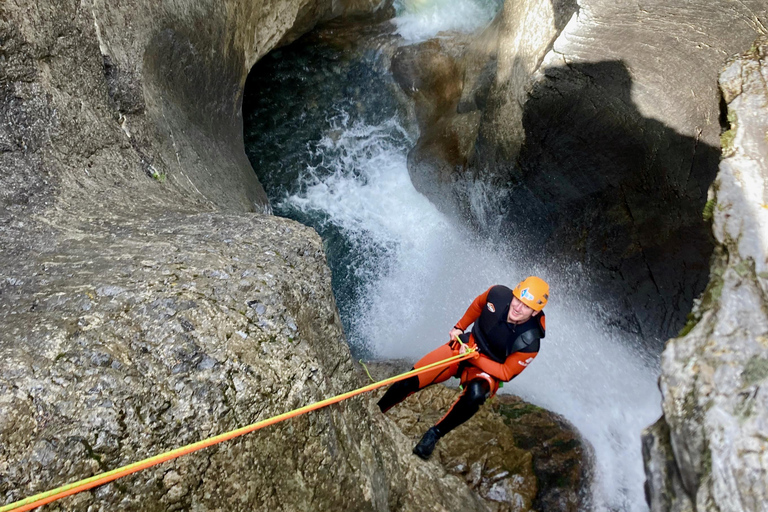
[1,348,477,512]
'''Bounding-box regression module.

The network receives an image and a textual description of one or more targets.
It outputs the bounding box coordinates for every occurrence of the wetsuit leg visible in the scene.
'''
[433,379,490,435]
[377,375,419,413]
[378,343,460,413]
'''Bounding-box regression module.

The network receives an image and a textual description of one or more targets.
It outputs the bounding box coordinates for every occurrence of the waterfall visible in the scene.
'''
[392,0,503,42]
[279,114,660,512]
[244,4,662,509]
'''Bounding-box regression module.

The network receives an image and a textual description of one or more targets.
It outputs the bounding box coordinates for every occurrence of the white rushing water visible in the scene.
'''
[282,114,662,511]
[393,0,502,42]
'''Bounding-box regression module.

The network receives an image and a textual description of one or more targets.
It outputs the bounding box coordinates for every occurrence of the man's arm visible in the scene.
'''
[471,351,538,382]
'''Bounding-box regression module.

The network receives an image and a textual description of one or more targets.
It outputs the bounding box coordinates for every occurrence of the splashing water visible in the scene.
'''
[279,113,660,511]
[393,0,503,42]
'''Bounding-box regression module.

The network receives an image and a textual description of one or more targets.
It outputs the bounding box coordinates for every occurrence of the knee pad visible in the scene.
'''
[465,380,489,406]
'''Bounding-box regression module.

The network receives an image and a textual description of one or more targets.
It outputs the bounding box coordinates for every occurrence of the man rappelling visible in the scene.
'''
[377,276,549,459]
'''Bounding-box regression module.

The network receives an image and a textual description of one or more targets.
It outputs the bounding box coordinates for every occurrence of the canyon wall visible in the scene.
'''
[643,37,768,512]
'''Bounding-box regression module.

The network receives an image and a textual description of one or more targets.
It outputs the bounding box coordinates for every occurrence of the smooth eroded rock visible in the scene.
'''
[0,212,490,511]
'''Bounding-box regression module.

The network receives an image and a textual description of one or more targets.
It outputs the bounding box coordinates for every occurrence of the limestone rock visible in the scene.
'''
[381,384,539,512]
[391,37,480,212]
[503,0,767,339]
[493,396,591,512]
[642,37,768,512]
[0,0,389,234]
[393,0,767,339]
[0,212,489,511]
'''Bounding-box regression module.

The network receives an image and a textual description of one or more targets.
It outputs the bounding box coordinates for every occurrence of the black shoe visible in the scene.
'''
[413,427,441,460]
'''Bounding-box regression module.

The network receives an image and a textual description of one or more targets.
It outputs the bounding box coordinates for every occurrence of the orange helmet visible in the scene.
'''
[513,276,549,311]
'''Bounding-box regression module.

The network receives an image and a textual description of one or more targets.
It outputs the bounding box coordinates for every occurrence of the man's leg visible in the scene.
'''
[377,343,460,413]
[412,379,491,459]
[434,379,491,433]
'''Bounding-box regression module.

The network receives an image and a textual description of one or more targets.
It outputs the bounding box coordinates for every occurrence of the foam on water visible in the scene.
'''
[393,0,502,42]
[281,115,661,511]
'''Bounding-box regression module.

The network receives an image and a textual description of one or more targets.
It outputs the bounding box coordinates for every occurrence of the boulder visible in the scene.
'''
[0,212,490,511]
[642,37,768,512]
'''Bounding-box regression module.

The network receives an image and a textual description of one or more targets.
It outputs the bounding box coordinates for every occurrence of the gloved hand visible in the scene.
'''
[449,328,463,341]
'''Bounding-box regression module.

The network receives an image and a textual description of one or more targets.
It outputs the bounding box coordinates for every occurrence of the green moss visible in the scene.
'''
[677,248,727,337]
[735,393,756,420]
[701,443,712,476]
[498,402,542,420]
[721,110,738,155]
[551,438,579,451]
[733,259,752,278]
[150,168,167,183]
[677,312,699,337]
[720,129,736,153]
[702,199,716,221]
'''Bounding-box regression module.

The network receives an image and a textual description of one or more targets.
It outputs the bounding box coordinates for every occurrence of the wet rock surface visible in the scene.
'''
[642,37,768,512]
[0,213,490,511]
[367,361,591,512]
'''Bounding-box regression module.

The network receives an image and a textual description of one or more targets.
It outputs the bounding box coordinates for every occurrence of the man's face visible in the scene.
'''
[508,296,539,324]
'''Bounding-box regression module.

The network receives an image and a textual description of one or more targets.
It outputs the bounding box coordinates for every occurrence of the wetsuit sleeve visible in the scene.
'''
[454,287,493,331]
[471,351,538,382]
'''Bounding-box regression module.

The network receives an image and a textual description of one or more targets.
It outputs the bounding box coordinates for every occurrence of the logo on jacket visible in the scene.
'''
[521,288,535,301]
[518,357,534,367]
[486,302,496,313]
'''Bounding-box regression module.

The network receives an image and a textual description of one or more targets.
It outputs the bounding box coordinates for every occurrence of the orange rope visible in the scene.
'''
[1,348,477,512]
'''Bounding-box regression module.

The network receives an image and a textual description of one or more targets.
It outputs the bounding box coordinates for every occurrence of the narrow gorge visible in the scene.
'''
[1,0,767,511]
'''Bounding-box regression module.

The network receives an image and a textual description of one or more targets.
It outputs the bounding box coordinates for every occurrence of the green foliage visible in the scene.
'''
[720,129,736,153]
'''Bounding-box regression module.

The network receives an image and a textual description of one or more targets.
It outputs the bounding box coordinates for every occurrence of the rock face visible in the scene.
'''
[0,213,492,511]
[398,0,768,340]
[392,0,578,215]
[642,38,768,512]
[0,0,387,227]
